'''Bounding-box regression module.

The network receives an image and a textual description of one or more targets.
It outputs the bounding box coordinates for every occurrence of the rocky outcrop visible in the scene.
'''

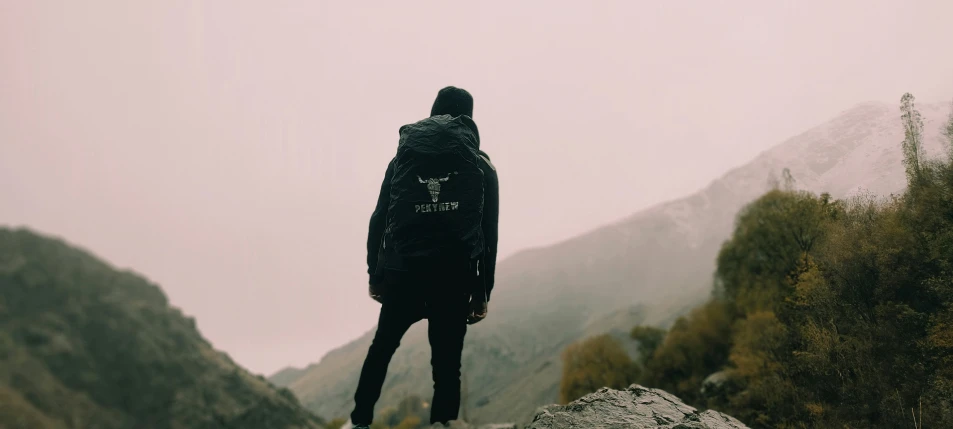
[528,384,748,429]
[339,385,744,428]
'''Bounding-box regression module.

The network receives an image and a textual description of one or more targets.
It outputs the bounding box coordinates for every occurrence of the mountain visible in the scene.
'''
[276,100,953,424]
[0,228,324,429]
[270,367,308,389]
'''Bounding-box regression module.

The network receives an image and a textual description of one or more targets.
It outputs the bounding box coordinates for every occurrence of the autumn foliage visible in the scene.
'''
[561,94,953,428]
[559,334,640,404]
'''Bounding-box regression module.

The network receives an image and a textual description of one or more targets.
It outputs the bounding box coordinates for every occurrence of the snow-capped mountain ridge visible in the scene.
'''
[622,101,950,251]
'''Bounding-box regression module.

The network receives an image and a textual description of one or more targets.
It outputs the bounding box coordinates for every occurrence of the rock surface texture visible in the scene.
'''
[527,385,749,429]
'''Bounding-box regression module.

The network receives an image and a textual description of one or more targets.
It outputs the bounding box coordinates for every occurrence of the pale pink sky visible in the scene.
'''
[2,1,951,374]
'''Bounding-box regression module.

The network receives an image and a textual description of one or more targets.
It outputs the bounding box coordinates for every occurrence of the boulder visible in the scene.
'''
[434,423,517,429]
[527,384,748,429]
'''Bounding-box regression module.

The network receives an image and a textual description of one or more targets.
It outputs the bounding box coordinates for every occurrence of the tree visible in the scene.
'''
[766,168,796,191]
[630,325,666,367]
[714,189,834,313]
[727,310,795,427]
[781,168,796,191]
[559,334,640,404]
[640,300,734,405]
[900,92,925,184]
[944,100,953,161]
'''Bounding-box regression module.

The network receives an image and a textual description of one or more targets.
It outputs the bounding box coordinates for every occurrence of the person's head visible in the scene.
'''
[430,86,473,118]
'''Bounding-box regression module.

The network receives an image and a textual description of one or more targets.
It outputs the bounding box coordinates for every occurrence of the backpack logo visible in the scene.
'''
[417,174,453,203]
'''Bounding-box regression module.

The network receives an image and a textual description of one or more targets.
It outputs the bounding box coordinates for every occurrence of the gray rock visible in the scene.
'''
[700,371,731,397]
[527,384,749,429]
[429,422,516,429]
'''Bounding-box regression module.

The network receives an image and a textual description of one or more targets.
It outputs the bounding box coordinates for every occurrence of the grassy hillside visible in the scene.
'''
[270,367,308,389]
[0,228,324,429]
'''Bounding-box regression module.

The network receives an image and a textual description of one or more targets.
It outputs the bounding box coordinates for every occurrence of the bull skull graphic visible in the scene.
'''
[418,174,452,202]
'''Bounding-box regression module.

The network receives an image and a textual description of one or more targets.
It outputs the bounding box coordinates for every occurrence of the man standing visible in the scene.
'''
[350,86,500,428]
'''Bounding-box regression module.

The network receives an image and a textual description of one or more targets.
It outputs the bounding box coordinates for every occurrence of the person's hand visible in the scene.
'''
[467,297,487,325]
[369,282,383,304]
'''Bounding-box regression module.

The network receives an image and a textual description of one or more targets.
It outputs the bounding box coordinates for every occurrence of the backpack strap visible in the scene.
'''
[478,154,495,171]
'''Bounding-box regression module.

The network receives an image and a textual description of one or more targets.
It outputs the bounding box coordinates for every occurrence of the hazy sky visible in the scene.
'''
[2,1,952,375]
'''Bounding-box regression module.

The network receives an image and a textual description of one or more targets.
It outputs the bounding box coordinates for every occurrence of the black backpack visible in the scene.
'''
[384,115,485,269]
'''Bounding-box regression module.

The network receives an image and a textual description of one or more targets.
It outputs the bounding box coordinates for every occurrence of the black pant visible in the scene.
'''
[350,268,473,425]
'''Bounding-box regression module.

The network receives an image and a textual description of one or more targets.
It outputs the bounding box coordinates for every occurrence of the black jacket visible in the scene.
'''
[366,119,500,301]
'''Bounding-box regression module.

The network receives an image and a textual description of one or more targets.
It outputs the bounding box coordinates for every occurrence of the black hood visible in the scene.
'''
[398,114,481,151]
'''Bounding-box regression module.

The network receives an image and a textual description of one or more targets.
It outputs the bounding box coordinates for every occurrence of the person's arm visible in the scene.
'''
[479,153,499,302]
[367,159,395,286]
